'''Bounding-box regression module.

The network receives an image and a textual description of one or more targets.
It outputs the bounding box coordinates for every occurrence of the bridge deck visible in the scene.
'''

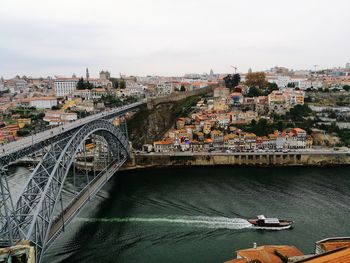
[0,101,144,161]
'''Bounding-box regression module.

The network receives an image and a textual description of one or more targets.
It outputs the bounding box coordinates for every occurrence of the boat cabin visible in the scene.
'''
[256,215,280,226]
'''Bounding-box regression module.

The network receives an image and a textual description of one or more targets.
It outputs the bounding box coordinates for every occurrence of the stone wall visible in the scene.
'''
[127,153,350,168]
[146,86,214,109]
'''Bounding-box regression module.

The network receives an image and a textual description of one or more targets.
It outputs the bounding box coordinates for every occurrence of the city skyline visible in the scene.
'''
[1,0,350,78]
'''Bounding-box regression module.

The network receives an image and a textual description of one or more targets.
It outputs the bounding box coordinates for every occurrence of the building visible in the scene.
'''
[55,76,112,97]
[268,90,304,114]
[225,237,350,263]
[99,70,111,80]
[29,97,57,109]
[225,245,304,263]
[156,82,173,96]
[54,78,79,97]
[214,87,230,98]
[43,110,78,125]
[17,118,31,128]
[153,140,174,152]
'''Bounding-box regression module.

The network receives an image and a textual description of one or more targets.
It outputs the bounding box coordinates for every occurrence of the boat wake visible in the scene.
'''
[77,216,253,230]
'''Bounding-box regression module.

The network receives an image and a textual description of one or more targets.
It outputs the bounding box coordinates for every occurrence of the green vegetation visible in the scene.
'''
[287,104,313,121]
[17,129,31,137]
[246,86,262,97]
[127,105,151,134]
[318,122,350,146]
[101,94,123,107]
[110,77,119,89]
[76,77,94,90]
[343,85,350,91]
[173,95,200,118]
[223,74,241,91]
[127,95,200,147]
[236,104,314,136]
[119,79,126,89]
[236,118,289,136]
[246,82,279,97]
[245,72,268,88]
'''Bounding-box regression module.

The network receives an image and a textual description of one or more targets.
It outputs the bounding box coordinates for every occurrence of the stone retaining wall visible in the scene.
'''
[127,153,350,168]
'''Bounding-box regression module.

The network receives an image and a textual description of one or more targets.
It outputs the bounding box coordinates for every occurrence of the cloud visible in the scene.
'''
[0,0,349,78]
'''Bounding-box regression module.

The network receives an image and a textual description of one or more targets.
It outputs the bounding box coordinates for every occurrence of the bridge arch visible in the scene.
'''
[10,119,129,262]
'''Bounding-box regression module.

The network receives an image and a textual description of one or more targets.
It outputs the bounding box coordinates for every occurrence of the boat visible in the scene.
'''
[248,215,293,230]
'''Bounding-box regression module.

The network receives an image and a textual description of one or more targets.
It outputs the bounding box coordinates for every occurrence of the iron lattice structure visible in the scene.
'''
[0,119,130,262]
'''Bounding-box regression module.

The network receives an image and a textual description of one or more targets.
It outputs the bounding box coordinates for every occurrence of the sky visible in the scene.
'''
[0,0,349,78]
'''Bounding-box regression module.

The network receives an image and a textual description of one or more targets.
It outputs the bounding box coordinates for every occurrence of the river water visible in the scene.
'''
[17,166,350,262]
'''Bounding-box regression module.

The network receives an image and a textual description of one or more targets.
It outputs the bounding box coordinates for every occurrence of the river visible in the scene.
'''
[12,166,350,263]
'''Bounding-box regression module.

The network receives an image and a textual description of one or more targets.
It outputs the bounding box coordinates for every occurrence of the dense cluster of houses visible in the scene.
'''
[151,86,310,153]
[211,86,305,115]
[153,126,312,153]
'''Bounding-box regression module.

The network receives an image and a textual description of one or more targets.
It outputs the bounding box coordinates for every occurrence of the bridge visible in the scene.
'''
[0,101,144,262]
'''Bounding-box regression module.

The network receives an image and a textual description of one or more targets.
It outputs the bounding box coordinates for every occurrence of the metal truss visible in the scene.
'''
[0,119,129,263]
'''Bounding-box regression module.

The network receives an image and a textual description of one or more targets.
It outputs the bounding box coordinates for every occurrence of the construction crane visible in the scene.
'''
[230,65,238,74]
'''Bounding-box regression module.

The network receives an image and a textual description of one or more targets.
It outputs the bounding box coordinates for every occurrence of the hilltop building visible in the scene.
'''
[99,70,111,80]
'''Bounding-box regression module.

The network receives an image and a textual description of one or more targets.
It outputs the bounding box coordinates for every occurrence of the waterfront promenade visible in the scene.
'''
[130,148,350,168]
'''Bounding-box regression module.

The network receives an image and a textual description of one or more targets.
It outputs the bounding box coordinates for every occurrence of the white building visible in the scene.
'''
[43,110,78,125]
[54,78,79,97]
[73,89,93,100]
[29,97,57,109]
[276,76,291,88]
[125,81,146,97]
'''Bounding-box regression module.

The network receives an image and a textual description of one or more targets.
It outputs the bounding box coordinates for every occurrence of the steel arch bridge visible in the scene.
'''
[0,119,130,262]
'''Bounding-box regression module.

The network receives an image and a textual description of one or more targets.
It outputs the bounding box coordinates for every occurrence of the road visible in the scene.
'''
[0,101,144,159]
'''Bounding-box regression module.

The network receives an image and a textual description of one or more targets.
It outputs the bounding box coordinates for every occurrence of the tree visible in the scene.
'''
[180,85,186,92]
[288,104,312,120]
[245,72,268,88]
[246,86,262,97]
[86,81,94,90]
[110,78,119,89]
[51,105,60,110]
[343,85,350,92]
[266,82,279,94]
[223,74,241,91]
[119,80,126,89]
[232,73,241,87]
[76,77,85,90]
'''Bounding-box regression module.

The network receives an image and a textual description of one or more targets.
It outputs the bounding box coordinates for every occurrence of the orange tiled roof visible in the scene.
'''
[301,247,350,262]
[154,140,173,145]
[224,259,248,263]
[237,245,303,263]
[320,241,350,252]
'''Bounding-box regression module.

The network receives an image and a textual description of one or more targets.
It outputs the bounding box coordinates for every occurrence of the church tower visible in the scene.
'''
[86,68,90,80]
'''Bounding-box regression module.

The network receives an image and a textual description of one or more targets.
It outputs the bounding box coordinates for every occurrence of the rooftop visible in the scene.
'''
[237,245,303,263]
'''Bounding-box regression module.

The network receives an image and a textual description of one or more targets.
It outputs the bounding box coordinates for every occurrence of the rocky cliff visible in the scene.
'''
[127,96,200,149]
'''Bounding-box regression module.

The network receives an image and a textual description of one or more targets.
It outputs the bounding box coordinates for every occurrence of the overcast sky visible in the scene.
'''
[0,0,349,78]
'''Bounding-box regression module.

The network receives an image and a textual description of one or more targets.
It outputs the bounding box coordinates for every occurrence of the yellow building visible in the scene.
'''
[62,100,77,110]
[203,121,212,135]
[213,99,229,112]
[17,118,31,129]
